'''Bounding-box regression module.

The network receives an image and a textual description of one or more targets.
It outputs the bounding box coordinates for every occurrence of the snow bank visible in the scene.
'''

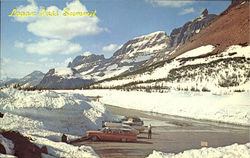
[177,45,215,59]
[0,88,112,157]
[147,143,250,158]
[80,90,250,126]
[0,134,15,155]
[35,137,99,158]
[0,88,111,135]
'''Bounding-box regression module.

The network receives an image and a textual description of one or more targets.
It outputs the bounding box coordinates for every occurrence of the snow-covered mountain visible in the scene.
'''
[19,71,45,87]
[0,78,19,87]
[39,31,170,89]
[70,31,170,80]
[37,1,248,90]
[38,11,215,89]
[88,1,250,93]
[0,71,44,88]
[37,67,94,89]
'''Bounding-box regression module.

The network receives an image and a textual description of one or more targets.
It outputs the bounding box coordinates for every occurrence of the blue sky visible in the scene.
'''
[1,0,230,79]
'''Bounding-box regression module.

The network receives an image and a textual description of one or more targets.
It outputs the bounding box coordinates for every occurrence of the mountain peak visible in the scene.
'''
[201,9,208,16]
[133,31,166,40]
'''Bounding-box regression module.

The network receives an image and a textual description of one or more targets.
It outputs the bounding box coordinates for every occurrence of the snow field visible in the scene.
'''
[79,89,250,126]
[94,45,250,92]
[176,45,215,59]
[147,143,250,158]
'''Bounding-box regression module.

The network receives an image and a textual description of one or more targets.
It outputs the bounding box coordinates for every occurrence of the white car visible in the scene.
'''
[103,122,140,135]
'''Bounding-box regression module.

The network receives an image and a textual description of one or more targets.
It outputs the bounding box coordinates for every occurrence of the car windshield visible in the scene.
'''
[100,128,107,132]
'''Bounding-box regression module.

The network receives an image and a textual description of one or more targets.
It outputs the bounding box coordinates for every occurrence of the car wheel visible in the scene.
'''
[121,138,127,142]
[91,136,99,141]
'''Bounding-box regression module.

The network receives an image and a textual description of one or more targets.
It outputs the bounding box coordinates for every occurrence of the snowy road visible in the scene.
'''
[74,104,249,158]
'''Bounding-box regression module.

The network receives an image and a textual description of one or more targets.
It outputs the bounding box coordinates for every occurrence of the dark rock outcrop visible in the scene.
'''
[68,54,105,68]
[143,9,217,66]
[168,9,216,50]
[1,130,42,158]
[37,68,93,89]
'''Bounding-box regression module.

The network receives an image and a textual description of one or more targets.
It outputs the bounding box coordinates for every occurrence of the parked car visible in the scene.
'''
[103,122,140,135]
[122,117,144,126]
[86,127,137,142]
[103,116,145,133]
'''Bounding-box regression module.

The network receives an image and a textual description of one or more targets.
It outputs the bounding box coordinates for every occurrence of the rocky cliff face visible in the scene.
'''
[68,54,105,76]
[143,9,217,66]
[231,0,246,6]
[101,31,170,74]
[168,9,216,50]
[70,31,169,80]
[68,54,105,69]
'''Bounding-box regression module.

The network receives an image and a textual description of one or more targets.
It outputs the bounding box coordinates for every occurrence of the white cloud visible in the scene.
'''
[83,51,93,56]
[179,8,195,15]
[14,41,25,48]
[146,0,193,8]
[12,0,39,22]
[102,44,120,52]
[39,57,49,62]
[2,57,11,65]
[10,0,105,55]
[26,39,82,55]
[13,0,104,40]
[1,58,66,79]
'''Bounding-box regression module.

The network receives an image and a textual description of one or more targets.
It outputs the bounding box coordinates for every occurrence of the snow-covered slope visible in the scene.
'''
[90,45,250,93]
[19,71,45,87]
[147,143,250,158]
[0,88,113,157]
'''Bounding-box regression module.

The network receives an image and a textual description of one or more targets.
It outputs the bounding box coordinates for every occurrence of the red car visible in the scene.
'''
[86,127,137,142]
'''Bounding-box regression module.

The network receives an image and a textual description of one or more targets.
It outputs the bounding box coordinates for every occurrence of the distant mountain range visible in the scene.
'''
[88,0,249,92]
[37,8,218,89]
[0,71,44,88]
[10,0,249,91]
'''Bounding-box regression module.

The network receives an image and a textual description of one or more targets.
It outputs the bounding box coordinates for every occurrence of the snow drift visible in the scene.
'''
[0,88,112,157]
[147,143,250,158]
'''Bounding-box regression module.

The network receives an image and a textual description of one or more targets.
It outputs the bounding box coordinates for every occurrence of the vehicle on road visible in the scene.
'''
[104,116,145,132]
[86,127,137,142]
[103,122,140,135]
[122,117,144,126]
[122,117,145,132]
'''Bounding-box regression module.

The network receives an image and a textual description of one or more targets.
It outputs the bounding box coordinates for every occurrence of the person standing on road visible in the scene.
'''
[148,124,152,139]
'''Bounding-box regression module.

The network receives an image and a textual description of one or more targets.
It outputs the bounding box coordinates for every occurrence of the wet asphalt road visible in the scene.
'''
[74,105,250,158]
